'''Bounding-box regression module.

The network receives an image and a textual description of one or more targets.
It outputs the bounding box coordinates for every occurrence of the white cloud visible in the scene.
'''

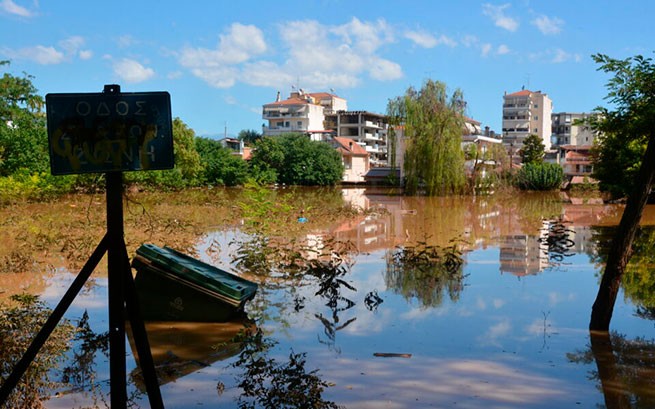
[482,3,519,32]
[117,35,137,49]
[529,48,581,64]
[179,23,267,88]
[0,0,35,17]
[497,44,510,55]
[79,50,93,60]
[113,58,155,83]
[405,30,438,48]
[461,35,479,48]
[404,30,456,48]
[2,45,65,64]
[532,15,564,35]
[180,18,402,91]
[369,58,403,81]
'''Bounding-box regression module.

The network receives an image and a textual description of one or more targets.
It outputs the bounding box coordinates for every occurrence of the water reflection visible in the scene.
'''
[568,332,655,409]
[7,188,655,407]
[127,319,249,390]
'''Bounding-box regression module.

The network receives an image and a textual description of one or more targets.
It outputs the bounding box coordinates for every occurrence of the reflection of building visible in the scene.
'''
[499,234,548,276]
[499,220,549,276]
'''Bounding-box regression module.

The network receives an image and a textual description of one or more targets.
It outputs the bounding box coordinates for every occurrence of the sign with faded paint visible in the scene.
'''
[46,91,174,175]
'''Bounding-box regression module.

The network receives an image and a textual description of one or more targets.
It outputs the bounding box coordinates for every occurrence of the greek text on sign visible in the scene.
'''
[46,91,174,175]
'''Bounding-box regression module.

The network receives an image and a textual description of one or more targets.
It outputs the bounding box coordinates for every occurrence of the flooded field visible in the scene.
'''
[1,187,655,408]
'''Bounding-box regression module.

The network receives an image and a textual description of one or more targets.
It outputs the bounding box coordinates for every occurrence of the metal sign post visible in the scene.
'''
[0,84,171,408]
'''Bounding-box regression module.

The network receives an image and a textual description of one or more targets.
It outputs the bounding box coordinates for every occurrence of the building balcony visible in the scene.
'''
[262,125,308,133]
[263,112,306,120]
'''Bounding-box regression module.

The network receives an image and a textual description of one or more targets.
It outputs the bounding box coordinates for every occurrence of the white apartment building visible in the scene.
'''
[262,90,347,138]
[325,111,389,166]
[502,89,553,151]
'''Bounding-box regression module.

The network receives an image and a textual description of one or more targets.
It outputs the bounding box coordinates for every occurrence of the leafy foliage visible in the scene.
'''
[0,62,50,178]
[0,294,74,408]
[387,79,466,195]
[589,53,655,199]
[225,328,341,409]
[249,134,343,186]
[515,162,564,191]
[385,238,466,307]
[196,136,249,186]
[238,129,262,146]
[520,133,545,164]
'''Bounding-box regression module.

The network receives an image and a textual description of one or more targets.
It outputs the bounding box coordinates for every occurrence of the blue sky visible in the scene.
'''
[1,0,653,137]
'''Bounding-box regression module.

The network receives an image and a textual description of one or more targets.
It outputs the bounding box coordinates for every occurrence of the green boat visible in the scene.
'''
[132,243,258,322]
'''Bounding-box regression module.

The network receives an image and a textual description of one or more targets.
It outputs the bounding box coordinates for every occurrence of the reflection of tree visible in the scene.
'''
[60,310,109,394]
[588,226,655,311]
[384,240,465,307]
[538,218,576,267]
[305,239,358,353]
[0,294,74,408]
[222,328,341,409]
[568,331,655,408]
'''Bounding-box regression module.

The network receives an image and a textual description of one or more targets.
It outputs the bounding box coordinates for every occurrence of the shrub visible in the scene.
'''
[515,162,564,191]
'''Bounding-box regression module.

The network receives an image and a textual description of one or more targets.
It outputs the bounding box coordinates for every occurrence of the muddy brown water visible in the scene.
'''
[1,187,655,408]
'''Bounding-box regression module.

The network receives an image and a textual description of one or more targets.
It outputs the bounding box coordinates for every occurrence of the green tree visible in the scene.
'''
[387,79,466,195]
[589,53,655,331]
[195,136,249,186]
[277,134,343,186]
[591,117,646,199]
[238,129,262,146]
[0,61,50,177]
[249,136,285,184]
[520,133,545,164]
[249,134,343,186]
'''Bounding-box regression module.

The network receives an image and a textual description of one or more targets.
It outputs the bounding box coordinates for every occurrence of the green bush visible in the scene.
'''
[515,162,564,191]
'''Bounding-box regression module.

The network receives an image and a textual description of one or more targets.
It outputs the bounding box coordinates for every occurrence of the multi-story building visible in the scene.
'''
[325,111,389,166]
[261,90,347,138]
[551,112,598,181]
[551,112,596,147]
[502,89,553,152]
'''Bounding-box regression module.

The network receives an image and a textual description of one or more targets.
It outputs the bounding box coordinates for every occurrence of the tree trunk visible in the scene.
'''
[590,132,655,331]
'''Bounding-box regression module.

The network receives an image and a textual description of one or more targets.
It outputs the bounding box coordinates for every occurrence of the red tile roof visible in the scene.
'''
[506,89,533,97]
[264,96,313,106]
[333,137,369,156]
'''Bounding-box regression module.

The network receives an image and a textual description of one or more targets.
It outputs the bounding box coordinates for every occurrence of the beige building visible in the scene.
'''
[502,89,553,152]
[551,112,599,182]
[331,136,370,183]
[551,112,596,147]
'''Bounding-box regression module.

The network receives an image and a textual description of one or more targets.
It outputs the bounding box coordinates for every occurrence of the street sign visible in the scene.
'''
[46,91,174,175]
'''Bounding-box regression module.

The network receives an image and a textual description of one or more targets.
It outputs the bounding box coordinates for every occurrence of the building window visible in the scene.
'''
[276,121,283,127]
[534,128,538,133]
[285,121,290,127]
[534,104,538,108]
[297,121,302,128]
[534,115,538,120]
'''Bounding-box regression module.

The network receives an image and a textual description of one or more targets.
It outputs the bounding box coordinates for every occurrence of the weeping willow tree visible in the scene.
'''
[387,80,466,195]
